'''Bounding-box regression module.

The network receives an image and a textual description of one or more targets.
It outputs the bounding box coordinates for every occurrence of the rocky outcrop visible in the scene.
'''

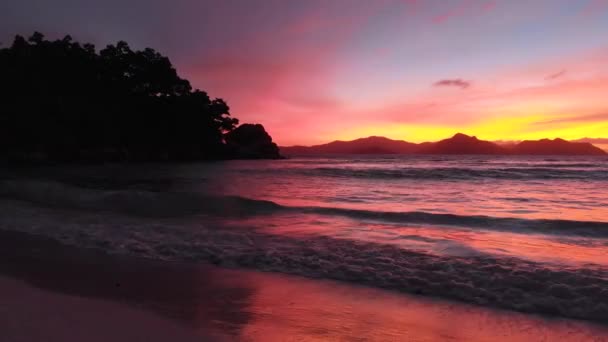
[225,124,283,159]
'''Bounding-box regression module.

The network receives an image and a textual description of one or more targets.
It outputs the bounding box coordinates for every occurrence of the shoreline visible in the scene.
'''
[1,191,606,324]
[1,229,607,341]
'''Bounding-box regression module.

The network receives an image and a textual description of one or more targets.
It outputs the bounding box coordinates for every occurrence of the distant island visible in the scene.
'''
[281,133,607,156]
[0,33,281,162]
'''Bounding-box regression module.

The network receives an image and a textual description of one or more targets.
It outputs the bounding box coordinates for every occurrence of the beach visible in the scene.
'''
[1,157,607,340]
[1,157,607,323]
[1,229,607,341]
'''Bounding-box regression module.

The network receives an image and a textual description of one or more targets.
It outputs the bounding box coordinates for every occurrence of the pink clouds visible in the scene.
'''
[253,50,608,144]
[3,0,608,146]
[170,1,608,145]
[327,46,608,134]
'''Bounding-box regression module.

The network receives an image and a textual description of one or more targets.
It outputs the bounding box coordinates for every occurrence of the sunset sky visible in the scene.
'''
[2,0,608,147]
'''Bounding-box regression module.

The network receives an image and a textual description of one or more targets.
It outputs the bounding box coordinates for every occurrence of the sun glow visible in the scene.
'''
[327,115,608,143]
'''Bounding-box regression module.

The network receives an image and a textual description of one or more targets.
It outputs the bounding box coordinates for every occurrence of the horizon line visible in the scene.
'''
[281,132,608,147]
[280,133,608,151]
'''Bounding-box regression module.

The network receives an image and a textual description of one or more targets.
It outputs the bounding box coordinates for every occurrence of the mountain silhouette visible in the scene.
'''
[416,133,506,154]
[283,136,418,155]
[281,133,606,156]
[512,138,606,155]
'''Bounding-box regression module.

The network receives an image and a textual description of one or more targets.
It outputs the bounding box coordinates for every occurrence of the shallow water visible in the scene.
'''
[222,268,608,341]
[4,254,608,342]
[0,155,607,322]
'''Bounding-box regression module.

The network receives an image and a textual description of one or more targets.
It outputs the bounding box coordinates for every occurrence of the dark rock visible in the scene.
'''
[225,124,283,159]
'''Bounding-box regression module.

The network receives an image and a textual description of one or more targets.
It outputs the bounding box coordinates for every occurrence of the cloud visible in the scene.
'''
[545,69,566,80]
[433,79,471,89]
[535,112,608,125]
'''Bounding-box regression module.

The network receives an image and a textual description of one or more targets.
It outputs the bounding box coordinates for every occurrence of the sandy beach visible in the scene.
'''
[1,229,607,342]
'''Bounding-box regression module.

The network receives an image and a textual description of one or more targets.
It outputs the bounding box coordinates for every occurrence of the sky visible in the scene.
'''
[2,0,608,147]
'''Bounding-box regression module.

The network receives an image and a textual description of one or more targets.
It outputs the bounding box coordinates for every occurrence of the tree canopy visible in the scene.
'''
[0,32,280,161]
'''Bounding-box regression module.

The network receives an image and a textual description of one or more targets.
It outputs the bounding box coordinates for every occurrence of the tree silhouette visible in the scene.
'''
[0,32,281,162]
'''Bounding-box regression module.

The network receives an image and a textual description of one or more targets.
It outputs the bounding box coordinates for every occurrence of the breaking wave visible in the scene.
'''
[299,167,608,180]
[0,200,606,323]
[1,179,607,237]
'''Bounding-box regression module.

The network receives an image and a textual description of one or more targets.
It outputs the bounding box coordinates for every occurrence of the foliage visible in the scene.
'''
[0,32,277,161]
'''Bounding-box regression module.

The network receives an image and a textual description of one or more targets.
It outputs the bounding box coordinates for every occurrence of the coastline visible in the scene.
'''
[1,229,607,341]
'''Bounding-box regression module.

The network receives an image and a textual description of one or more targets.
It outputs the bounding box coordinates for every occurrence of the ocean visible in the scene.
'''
[1,155,607,323]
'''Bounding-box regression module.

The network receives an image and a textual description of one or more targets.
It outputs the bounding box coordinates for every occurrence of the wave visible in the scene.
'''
[528,163,602,168]
[301,167,608,180]
[1,180,607,237]
[0,205,606,324]
[303,207,608,237]
[235,165,608,180]
[0,179,283,218]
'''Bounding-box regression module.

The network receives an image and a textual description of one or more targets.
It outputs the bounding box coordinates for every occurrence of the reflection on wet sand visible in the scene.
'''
[232,271,608,341]
[1,229,607,341]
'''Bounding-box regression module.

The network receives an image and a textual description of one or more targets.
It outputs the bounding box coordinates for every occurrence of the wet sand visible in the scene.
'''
[1,229,607,341]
